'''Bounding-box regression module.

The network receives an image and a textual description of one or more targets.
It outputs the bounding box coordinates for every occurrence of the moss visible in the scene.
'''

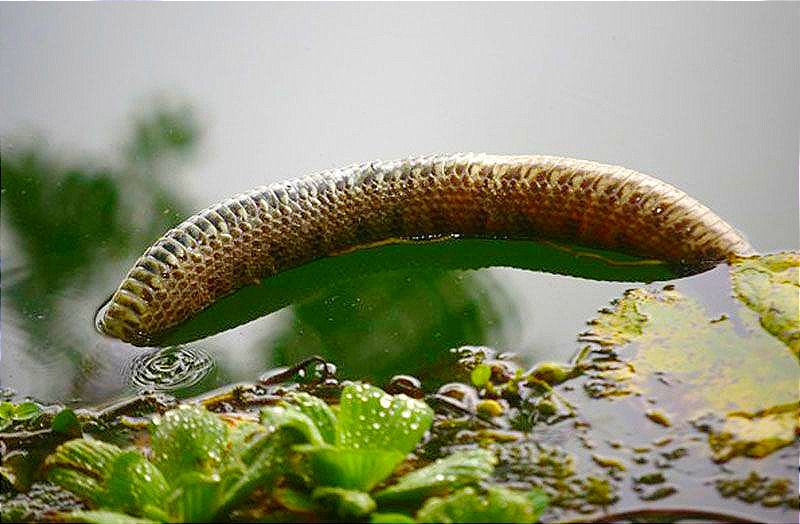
[731,252,800,357]
[716,472,799,509]
[695,404,799,462]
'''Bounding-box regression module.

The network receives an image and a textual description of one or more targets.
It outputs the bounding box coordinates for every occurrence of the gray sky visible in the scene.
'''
[2,2,798,251]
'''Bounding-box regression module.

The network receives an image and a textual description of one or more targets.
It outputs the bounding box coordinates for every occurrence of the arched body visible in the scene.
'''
[98,154,754,345]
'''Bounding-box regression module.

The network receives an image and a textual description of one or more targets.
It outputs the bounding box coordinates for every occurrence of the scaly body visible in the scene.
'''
[98,153,754,345]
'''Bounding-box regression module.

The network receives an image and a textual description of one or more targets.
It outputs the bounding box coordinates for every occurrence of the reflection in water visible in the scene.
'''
[161,239,676,347]
[160,238,677,386]
[1,101,199,402]
[270,267,512,386]
[123,346,216,394]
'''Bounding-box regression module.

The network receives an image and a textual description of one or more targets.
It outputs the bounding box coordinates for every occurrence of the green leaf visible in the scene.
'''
[217,427,301,516]
[416,486,549,524]
[46,438,124,504]
[274,487,316,513]
[292,383,434,492]
[312,486,377,520]
[285,392,337,445]
[150,405,229,480]
[0,401,14,421]
[52,408,82,436]
[336,383,433,456]
[370,513,416,523]
[12,401,42,421]
[298,446,405,491]
[61,510,160,524]
[169,472,223,523]
[260,404,326,446]
[470,364,492,388]
[375,449,497,505]
[97,451,169,518]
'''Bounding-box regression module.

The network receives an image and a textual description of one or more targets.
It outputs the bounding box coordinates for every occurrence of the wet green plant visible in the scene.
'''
[0,401,42,431]
[42,383,548,523]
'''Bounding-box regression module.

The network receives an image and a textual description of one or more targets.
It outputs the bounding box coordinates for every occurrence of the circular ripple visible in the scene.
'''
[124,346,215,392]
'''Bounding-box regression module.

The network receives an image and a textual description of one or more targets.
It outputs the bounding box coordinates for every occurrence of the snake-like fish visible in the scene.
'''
[97,153,754,345]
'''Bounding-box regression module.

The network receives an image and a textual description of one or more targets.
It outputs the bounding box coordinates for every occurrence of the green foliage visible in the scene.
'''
[99,452,169,520]
[292,382,433,492]
[470,365,492,388]
[0,401,42,430]
[312,487,377,520]
[43,384,547,523]
[370,513,417,523]
[376,449,497,505]
[46,438,124,505]
[416,486,548,524]
[149,405,229,480]
[51,408,82,436]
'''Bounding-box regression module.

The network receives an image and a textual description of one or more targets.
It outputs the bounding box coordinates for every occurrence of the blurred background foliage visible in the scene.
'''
[1,100,199,400]
[0,99,511,399]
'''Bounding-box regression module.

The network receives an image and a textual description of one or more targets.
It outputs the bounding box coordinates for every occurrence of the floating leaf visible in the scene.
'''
[581,287,799,416]
[150,404,228,480]
[695,403,799,462]
[731,252,800,357]
[274,487,316,513]
[0,401,14,421]
[218,422,305,515]
[416,486,548,523]
[376,449,497,505]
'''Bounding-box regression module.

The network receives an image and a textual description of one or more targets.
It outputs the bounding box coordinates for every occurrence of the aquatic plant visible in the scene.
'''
[41,383,548,523]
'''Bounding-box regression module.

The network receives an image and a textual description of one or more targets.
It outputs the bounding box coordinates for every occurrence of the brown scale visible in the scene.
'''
[97,153,755,345]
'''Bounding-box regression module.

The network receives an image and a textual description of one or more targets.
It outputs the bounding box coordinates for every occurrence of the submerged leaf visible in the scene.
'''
[696,403,799,462]
[581,287,798,416]
[731,252,800,357]
[416,486,548,523]
[376,449,497,505]
[150,404,229,480]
